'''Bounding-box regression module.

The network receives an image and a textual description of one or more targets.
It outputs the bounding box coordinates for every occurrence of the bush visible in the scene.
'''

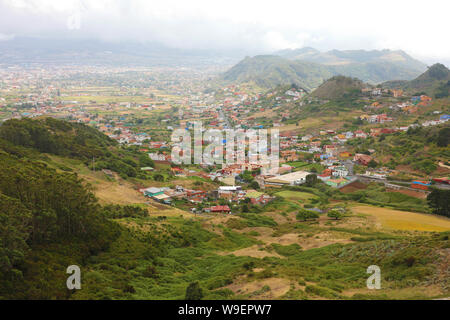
[327,210,343,220]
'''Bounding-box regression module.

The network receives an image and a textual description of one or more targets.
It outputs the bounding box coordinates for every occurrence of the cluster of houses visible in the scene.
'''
[139,185,212,205]
[138,184,274,213]
[360,113,393,124]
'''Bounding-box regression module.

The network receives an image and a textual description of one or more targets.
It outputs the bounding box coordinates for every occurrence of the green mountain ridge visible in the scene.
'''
[220,55,333,91]
[276,47,426,70]
[383,63,450,98]
[220,49,428,89]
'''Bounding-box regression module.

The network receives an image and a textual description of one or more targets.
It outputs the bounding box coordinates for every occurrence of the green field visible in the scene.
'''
[275,190,318,202]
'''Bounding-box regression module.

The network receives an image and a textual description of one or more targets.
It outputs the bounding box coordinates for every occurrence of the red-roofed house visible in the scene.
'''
[353,153,373,166]
[209,205,231,213]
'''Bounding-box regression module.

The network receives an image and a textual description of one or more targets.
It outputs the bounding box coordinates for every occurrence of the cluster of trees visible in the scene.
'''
[427,189,450,217]
[0,135,121,298]
[296,208,344,221]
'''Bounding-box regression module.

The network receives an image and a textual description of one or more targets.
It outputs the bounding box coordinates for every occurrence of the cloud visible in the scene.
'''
[0,33,14,41]
[0,0,448,62]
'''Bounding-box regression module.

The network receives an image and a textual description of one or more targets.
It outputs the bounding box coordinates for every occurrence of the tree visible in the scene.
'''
[327,210,343,220]
[437,127,450,147]
[367,159,377,168]
[185,281,203,300]
[427,189,450,217]
[305,173,318,186]
[250,181,260,190]
[139,154,154,167]
[296,209,319,221]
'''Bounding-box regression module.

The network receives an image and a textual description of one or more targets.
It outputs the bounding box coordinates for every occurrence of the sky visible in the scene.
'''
[0,0,449,64]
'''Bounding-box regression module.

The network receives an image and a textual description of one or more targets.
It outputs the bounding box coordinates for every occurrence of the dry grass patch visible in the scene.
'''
[218,244,282,259]
[342,285,445,299]
[352,205,450,232]
[226,277,292,299]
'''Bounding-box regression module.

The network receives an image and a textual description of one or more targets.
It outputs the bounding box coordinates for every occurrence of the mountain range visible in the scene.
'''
[220,48,428,90]
[0,37,239,67]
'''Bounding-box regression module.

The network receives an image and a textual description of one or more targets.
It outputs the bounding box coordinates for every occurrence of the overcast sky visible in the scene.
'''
[0,0,449,64]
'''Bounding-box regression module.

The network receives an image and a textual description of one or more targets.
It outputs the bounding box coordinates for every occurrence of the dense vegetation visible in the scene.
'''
[0,118,154,178]
[0,148,120,299]
[427,189,450,217]
[346,125,450,176]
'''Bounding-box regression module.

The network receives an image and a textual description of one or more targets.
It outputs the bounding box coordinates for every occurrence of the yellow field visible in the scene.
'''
[351,205,450,232]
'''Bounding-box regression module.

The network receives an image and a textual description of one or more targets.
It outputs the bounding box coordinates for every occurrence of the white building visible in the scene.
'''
[332,166,349,177]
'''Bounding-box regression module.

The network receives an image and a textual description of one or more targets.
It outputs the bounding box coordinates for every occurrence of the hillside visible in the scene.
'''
[0,124,122,299]
[220,49,427,89]
[383,63,450,98]
[220,55,333,91]
[0,118,154,179]
[311,76,366,100]
[0,118,449,300]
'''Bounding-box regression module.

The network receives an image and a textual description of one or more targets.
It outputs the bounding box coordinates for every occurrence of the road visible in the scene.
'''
[356,175,450,191]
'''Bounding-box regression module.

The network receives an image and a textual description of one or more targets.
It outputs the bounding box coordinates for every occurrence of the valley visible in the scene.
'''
[0,48,449,301]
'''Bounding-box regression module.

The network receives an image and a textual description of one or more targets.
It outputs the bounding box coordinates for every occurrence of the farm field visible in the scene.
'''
[351,205,450,232]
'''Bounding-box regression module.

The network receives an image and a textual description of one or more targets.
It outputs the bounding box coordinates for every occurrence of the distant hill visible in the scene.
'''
[311,76,366,100]
[383,63,450,98]
[220,55,333,91]
[220,48,427,89]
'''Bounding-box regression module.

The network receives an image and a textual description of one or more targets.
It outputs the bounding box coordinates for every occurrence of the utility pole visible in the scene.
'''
[92,156,95,172]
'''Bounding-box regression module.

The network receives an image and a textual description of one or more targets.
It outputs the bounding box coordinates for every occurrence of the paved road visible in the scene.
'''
[218,107,231,129]
[356,175,450,191]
